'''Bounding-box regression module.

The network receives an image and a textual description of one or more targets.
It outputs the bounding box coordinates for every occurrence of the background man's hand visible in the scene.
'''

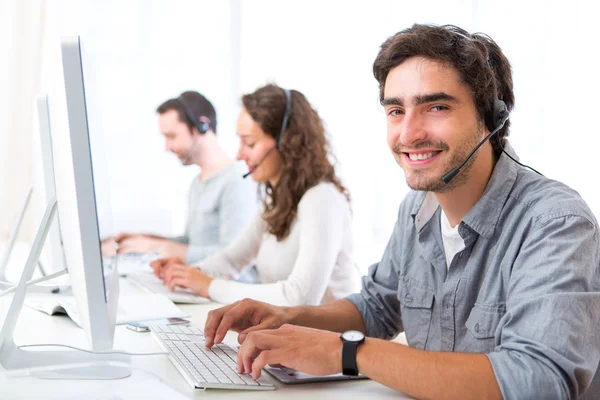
[115,233,187,259]
[115,233,163,254]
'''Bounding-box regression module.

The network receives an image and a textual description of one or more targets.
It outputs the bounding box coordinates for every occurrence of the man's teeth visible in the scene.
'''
[408,152,436,161]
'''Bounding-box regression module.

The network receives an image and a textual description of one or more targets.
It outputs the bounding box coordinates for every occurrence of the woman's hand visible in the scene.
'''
[150,258,213,298]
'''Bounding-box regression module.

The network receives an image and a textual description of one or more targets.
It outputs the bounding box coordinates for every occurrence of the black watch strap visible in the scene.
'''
[342,341,359,376]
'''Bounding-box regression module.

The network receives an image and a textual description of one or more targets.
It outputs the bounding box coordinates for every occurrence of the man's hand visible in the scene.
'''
[115,233,164,254]
[237,324,342,380]
[150,258,212,297]
[115,234,187,258]
[204,299,290,348]
[100,237,117,257]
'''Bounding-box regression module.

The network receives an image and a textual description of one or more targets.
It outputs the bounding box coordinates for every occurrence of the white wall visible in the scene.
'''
[2,0,600,273]
[38,0,242,238]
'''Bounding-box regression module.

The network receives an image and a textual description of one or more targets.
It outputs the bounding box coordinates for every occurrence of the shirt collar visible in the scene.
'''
[411,142,519,238]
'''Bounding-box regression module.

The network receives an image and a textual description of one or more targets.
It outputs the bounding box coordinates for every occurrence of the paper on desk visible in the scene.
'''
[25,293,188,328]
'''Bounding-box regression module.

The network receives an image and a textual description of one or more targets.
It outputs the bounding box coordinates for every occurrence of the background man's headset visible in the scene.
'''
[242,89,292,179]
[439,28,542,184]
[176,96,210,135]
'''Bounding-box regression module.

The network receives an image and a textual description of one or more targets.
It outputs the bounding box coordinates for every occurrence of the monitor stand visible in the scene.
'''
[0,188,68,293]
[0,198,130,380]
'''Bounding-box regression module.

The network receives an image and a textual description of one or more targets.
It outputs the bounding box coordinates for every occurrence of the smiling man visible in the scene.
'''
[201,25,600,399]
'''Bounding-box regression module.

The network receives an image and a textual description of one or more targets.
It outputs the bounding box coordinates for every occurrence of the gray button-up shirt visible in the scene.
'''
[347,149,600,399]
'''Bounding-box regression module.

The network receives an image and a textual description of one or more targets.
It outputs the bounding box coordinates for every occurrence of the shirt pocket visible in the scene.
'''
[464,304,504,353]
[398,282,435,350]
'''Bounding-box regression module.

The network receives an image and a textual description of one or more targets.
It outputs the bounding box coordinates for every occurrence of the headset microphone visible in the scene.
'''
[242,146,276,179]
[441,98,508,184]
[242,89,292,179]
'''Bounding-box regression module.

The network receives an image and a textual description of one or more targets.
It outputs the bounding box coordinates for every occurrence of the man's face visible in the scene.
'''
[383,57,486,193]
[159,109,196,166]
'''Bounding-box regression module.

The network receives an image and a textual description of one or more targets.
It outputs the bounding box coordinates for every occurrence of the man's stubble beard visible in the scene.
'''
[393,124,484,193]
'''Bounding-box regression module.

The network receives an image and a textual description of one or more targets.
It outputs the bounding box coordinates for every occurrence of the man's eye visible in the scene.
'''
[388,109,404,116]
[431,105,449,112]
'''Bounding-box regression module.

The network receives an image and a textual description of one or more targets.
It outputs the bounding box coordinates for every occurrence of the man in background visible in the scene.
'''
[114,91,257,263]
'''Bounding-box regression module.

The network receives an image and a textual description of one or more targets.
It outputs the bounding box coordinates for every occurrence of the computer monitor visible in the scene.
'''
[0,95,65,288]
[57,36,120,350]
[36,94,67,277]
[0,36,129,379]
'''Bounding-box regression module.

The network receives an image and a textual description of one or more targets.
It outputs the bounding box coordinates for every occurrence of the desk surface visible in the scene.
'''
[0,279,412,399]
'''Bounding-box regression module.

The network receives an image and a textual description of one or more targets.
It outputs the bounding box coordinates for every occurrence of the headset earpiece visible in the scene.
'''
[176,96,210,135]
[277,89,293,149]
[493,98,508,128]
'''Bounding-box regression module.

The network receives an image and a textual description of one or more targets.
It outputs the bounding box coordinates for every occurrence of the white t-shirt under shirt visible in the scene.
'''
[194,182,361,306]
[440,209,465,270]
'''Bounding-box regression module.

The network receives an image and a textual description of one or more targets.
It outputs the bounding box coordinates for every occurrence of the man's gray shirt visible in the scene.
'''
[173,162,257,263]
[347,150,600,399]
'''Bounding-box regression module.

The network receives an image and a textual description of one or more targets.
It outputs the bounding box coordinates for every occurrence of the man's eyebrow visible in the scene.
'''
[413,92,459,105]
[381,97,404,107]
[381,92,459,107]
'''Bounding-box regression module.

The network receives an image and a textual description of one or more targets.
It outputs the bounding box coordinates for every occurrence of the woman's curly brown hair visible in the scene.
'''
[242,84,350,241]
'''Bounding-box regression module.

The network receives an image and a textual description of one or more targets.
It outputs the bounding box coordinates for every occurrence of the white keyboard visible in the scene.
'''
[150,324,275,390]
[105,253,160,276]
[127,272,210,304]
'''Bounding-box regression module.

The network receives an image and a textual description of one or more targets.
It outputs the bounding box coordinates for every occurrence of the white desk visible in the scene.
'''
[0,279,412,399]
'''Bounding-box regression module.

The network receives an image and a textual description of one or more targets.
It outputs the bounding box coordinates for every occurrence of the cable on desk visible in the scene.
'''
[18,343,168,356]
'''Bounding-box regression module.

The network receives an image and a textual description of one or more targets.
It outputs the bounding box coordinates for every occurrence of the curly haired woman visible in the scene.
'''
[151,84,361,306]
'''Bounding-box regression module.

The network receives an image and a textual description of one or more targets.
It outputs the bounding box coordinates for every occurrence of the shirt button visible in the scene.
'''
[404,294,412,303]
[474,323,480,333]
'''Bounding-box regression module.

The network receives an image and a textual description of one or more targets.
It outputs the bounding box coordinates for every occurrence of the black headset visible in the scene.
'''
[277,89,293,149]
[445,27,509,131]
[176,95,210,135]
[491,97,508,132]
[440,27,541,184]
[241,88,293,179]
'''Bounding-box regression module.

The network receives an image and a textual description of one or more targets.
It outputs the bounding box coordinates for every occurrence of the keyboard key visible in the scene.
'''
[240,374,260,386]
[230,375,246,385]
[189,335,205,343]
[180,326,194,335]
[169,325,183,334]
[190,326,203,335]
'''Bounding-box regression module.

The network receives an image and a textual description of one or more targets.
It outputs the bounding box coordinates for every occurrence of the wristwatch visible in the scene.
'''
[340,330,365,376]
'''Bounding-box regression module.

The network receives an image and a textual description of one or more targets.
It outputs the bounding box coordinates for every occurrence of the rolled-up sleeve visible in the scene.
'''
[346,263,402,339]
[346,208,406,339]
[488,214,600,399]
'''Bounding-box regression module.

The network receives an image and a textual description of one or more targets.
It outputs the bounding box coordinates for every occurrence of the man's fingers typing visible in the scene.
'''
[204,304,236,347]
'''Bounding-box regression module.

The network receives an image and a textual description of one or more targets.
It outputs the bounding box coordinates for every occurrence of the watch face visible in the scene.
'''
[342,330,364,342]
